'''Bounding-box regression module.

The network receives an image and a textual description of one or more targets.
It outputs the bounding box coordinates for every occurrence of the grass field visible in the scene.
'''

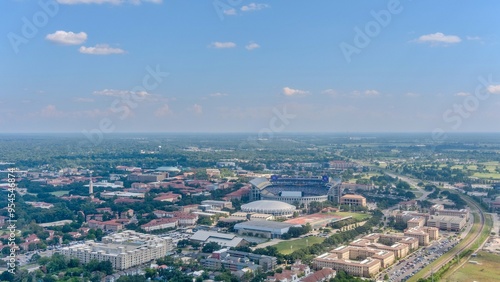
[446,162,500,179]
[470,214,493,251]
[332,212,371,221]
[275,237,325,255]
[50,191,70,196]
[444,252,500,282]
[472,172,500,180]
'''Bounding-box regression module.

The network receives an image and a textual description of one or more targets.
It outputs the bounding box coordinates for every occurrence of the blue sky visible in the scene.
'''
[2,0,500,134]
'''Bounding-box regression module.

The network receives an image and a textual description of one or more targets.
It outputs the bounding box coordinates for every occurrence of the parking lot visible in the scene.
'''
[377,235,459,282]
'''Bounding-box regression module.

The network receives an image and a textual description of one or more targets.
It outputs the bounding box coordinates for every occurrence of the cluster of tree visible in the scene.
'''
[424,184,436,192]
[362,195,402,209]
[177,239,201,249]
[444,192,467,209]
[0,193,74,228]
[330,217,358,229]
[330,270,369,282]
[202,242,222,253]
[281,224,312,239]
[400,164,470,183]
[307,201,335,214]
[216,219,245,232]
[0,253,114,282]
[370,175,397,187]
[428,187,441,199]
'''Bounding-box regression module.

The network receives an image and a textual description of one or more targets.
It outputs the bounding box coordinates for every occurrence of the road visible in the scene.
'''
[384,172,431,201]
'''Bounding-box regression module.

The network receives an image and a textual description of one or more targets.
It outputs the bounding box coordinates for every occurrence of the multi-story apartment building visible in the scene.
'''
[60,231,173,270]
[362,233,420,251]
[426,215,466,231]
[202,249,277,272]
[313,252,380,278]
[339,194,367,207]
[430,204,469,220]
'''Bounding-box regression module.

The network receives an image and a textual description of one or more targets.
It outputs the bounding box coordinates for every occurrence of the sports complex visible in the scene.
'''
[249,175,341,206]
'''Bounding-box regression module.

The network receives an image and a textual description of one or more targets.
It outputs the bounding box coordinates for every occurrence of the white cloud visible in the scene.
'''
[38,105,110,119]
[364,90,380,96]
[415,32,461,45]
[241,3,269,12]
[155,104,172,117]
[57,0,162,4]
[455,92,470,97]
[58,0,122,4]
[208,42,236,49]
[192,104,203,114]
[466,36,481,41]
[223,8,237,15]
[282,87,310,97]
[405,92,420,98]
[74,97,95,102]
[245,42,260,50]
[209,92,228,97]
[41,105,63,118]
[79,44,125,55]
[322,89,338,96]
[487,85,500,94]
[93,89,150,98]
[46,31,87,45]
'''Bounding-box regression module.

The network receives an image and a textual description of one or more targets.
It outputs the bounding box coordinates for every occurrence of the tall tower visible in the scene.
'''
[89,173,94,197]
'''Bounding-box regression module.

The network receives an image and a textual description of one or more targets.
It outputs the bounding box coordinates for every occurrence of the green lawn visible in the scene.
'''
[332,212,371,221]
[413,191,423,198]
[473,172,500,180]
[50,191,70,196]
[275,237,325,255]
[444,252,500,282]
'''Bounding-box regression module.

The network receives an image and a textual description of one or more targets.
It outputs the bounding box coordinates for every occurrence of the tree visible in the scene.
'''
[197,216,213,226]
[202,242,221,253]
[144,268,157,279]
[0,270,14,281]
[46,253,68,273]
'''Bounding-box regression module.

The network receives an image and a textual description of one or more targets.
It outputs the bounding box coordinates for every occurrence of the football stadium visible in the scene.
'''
[249,176,341,207]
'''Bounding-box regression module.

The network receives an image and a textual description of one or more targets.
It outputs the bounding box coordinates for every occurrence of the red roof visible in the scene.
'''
[141,218,178,228]
[301,268,336,282]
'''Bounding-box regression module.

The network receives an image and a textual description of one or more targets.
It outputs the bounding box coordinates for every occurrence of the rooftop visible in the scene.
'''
[241,200,296,211]
[340,194,366,199]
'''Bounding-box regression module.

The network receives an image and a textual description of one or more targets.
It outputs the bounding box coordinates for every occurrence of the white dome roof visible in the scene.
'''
[241,200,296,213]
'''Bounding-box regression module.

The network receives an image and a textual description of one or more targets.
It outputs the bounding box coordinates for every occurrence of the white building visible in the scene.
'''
[60,231,173,270]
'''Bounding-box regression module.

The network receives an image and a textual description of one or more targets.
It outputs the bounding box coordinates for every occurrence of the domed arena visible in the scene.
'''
[241,200,296,217]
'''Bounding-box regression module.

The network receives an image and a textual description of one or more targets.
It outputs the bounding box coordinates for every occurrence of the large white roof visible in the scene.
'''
[241,200,295,211]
